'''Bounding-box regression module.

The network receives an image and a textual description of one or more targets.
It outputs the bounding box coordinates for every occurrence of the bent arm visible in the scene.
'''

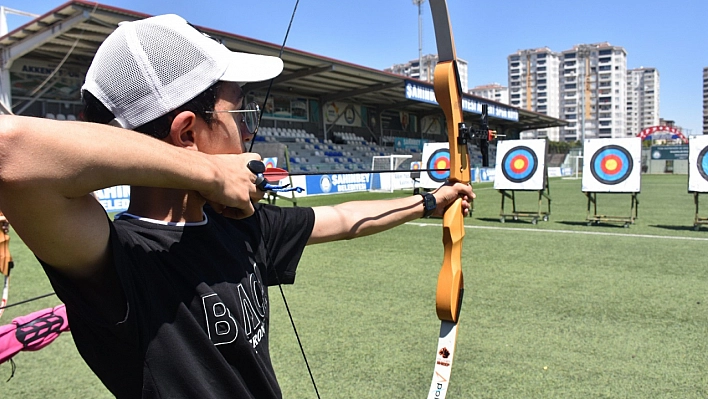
[308,183,473,245]
[0,115,257,277]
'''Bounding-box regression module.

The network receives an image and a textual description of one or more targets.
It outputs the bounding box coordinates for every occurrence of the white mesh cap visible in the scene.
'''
[82,14,283,130]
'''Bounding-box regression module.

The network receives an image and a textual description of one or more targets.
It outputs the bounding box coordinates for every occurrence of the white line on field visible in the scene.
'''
[405,222,708,241]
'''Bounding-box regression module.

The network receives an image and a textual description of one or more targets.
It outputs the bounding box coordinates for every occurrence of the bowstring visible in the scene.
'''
[248,0,300,153]
[276,282,320,399]
[246,1,320,397]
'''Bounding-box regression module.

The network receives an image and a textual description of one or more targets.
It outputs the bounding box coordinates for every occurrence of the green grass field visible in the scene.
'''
[1,174,707,398]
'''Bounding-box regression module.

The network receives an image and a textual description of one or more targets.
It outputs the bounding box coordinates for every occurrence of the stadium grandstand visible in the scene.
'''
[0,0,566,175]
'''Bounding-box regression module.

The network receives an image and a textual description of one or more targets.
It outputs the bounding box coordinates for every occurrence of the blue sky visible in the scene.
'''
[3,0,707,135]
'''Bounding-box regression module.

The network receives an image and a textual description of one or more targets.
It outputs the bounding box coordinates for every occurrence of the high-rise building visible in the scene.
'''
[559,43,628,141]
[385,54,469,91]
[704,67,708,134]
[468,83,509,104]
[626,67,660,136]
[507,47,561,140]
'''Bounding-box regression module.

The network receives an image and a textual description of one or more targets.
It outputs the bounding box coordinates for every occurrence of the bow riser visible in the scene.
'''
[431,49,469,324]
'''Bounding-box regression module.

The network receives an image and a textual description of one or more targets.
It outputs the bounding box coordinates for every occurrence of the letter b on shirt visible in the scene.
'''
[202,293,238,345]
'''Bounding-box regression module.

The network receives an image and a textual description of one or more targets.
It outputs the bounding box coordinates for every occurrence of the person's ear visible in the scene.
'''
[167,111,198,149]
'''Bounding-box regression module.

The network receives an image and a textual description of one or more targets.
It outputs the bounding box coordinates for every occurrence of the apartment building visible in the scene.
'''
[385,54,469,91]
[560,43,628,141]
[468,83,509,104]
[626,67,660,136]
[507,47,562,140]
[704,67,708,134]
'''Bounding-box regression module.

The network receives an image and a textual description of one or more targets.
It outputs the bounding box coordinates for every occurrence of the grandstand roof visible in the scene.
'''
[0,0,565,132]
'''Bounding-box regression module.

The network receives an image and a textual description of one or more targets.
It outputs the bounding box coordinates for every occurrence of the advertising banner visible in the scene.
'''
[305,173,371,195]
[405,81,519,122]
[650,145,689,160]
[394,137,427,152]
[324,102,361,127]
[94,186,130,213]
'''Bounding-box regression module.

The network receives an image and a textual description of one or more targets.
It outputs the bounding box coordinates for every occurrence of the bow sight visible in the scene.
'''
[457,104,502,167]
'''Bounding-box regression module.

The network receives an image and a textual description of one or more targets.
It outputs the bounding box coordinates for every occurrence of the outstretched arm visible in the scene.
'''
[308,183,474,245]
[0,115,259,277]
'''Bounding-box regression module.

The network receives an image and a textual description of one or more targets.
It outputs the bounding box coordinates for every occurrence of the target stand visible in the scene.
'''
[692,193,708,231]
[584,192,639,228]
[581,138,642,228]
[494,139,550,225]
[498,170,551,225]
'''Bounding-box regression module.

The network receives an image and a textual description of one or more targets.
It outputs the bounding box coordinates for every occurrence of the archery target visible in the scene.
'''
[502,147,538,182]
[494,139,546,190]
[263,157,278,169]
[420,142,450,189]
[409,161,422,179]
[688,135,708,192]
[582,138,641,193]
[698,148,708,181]
[590,146,633,185]
[427,149,451,182]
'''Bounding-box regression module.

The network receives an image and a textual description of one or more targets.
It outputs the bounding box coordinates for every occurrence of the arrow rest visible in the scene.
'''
[457,104,504,167]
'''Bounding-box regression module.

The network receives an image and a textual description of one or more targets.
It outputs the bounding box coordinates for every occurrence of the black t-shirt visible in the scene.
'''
[41,204,315,398]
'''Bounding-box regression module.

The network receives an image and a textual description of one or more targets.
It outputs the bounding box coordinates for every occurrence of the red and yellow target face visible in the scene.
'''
[434,157,449,170]
[427,149,450,182]
[600,154,622,175]
[590,145,632,185]
[501,146,537,183]
[510,154,530,174]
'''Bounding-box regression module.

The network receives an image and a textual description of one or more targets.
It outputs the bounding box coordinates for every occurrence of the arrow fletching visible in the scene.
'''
[263,167,290,181]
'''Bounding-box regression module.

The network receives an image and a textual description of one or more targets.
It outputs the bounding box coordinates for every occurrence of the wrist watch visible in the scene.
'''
[418,192,436,218]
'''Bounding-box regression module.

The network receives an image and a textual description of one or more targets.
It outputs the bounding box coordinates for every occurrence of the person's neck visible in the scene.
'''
[125,186,205,223]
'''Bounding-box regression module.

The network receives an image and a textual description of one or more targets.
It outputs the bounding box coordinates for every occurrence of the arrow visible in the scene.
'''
[262,167,452,178]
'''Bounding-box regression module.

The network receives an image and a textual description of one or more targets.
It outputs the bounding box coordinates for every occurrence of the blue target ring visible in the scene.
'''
[427,148,450,182]
[698,146,708,181]
[590,145,633,185]
[501,146,538,183]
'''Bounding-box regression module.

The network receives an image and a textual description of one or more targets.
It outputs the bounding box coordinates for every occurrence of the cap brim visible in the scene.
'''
[221,52,284,84]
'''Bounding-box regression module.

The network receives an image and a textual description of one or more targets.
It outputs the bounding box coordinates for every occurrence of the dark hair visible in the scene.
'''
[81,81,223,139]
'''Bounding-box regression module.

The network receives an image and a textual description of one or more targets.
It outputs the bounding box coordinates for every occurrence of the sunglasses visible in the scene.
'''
[206,102,260,135]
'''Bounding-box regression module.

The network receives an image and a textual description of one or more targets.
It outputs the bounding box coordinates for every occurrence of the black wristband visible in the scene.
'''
[418,192,436,218]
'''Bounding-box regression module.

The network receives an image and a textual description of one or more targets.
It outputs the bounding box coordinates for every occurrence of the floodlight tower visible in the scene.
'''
[412,0,425,81]
[577,44,593,154]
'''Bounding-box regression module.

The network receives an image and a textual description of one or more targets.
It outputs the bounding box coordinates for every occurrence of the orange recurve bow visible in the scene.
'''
[427,1,470,398]
[0,214,13,320]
